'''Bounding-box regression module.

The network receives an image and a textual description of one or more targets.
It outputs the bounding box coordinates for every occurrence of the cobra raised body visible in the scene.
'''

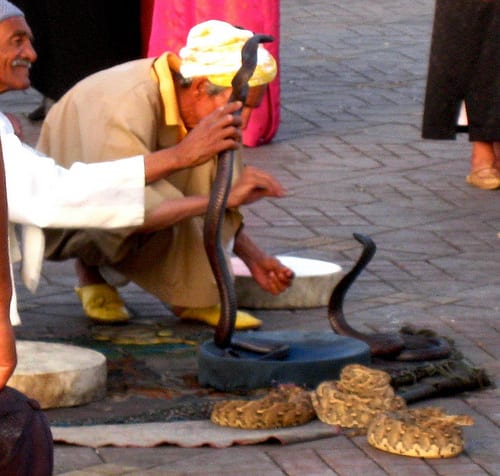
[328,233,451,361]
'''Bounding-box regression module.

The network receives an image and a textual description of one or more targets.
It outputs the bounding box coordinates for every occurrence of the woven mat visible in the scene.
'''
[47,323,344,448]
[45,322,490,448]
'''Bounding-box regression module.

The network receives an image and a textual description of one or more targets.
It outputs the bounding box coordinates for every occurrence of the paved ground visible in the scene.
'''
[2,0,499,474]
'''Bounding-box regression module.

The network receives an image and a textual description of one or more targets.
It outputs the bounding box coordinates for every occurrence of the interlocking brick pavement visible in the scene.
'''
[2,0,499,474]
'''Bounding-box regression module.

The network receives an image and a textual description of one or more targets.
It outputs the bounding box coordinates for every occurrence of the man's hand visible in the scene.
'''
[248,255,295,295]
[233,231,294,296]
[174,102,243,169]
[227,165,286,208]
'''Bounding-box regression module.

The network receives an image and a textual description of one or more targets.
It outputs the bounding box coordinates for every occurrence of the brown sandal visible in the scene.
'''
[466,168,500,190]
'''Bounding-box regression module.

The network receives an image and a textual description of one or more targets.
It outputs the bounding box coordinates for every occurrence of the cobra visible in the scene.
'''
[202,33,287,357]
[328,233,451,361]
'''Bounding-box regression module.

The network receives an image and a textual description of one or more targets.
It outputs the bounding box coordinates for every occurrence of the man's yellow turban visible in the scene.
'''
[179,20,277,88]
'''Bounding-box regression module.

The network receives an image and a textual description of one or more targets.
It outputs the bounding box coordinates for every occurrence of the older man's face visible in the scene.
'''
[0,16,36,93]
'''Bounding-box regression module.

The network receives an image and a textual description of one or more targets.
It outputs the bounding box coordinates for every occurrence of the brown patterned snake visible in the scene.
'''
[211,364,473,458]
[367,407,474,458]
[311,364,407,430]
[211,384,316,430]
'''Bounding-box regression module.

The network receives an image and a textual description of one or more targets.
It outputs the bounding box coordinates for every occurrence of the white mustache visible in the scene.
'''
[12,59,31,68]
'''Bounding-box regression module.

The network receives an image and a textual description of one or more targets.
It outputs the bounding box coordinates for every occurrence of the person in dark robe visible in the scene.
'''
[12,0,142,119]
[422,0,500,190]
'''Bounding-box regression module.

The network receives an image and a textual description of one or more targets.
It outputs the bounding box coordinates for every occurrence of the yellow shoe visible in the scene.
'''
[75,283,130,323]
[177,305,262,330]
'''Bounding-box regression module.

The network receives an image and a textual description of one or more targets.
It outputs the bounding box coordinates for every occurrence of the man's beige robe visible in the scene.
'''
[37,55,242,307]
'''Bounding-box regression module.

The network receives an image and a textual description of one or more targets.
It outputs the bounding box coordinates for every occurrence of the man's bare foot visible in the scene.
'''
[467,142,500,189]
[470,142,497,172]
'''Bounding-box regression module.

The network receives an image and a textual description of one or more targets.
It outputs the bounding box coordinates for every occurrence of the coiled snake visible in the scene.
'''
[211,364,473,458]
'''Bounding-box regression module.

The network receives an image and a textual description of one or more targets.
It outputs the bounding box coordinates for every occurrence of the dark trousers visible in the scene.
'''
[422,0,500,141]
[0,387,54,476]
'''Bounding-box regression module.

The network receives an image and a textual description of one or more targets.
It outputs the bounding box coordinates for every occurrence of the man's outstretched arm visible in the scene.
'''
[233,229,294,295]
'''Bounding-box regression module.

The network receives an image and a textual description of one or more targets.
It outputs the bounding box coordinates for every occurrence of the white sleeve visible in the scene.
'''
[2,132,146,228]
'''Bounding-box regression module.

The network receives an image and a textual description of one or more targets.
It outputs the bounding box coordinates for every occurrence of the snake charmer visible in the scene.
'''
[37,20,294,328]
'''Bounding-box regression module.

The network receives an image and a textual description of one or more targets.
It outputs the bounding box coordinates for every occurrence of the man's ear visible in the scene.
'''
[190,77,209,97]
